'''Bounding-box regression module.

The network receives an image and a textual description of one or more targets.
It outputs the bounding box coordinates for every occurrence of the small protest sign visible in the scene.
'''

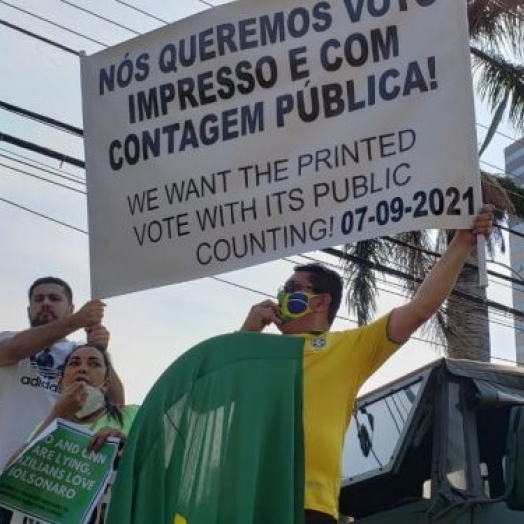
[0,419,119,524]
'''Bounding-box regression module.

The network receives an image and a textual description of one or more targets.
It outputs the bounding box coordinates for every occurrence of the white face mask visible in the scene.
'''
[76,384,106,419]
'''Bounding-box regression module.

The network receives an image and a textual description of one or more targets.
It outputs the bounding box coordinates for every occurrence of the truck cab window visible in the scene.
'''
[476,407,510,499]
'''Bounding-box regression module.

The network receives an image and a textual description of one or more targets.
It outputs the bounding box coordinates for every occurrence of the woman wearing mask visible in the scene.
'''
[6,343,139,522]
[17,343,137,450]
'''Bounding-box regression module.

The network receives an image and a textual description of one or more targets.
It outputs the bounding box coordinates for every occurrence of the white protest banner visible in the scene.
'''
[0,419,119,524]
[81,0,480,299]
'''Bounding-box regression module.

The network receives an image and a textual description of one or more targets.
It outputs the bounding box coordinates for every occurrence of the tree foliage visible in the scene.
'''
[340,1,524,359]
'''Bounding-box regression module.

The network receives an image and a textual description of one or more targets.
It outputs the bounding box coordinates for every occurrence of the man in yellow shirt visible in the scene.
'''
[240,206,494,523]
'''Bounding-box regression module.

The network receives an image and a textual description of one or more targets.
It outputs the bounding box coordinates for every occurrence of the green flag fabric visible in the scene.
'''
[107,332,305,524]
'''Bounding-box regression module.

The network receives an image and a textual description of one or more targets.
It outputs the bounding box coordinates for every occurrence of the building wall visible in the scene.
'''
[506,138,524,363]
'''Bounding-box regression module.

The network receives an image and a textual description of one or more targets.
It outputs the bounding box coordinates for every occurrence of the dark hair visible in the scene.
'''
[63,344,124,427]
[294,263,343,326]
[29,277,73,303]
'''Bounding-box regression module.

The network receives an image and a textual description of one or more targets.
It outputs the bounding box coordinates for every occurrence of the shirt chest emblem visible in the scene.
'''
[310,335,327,350]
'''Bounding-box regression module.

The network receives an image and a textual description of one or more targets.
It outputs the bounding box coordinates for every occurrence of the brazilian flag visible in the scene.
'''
[106,332,305,524]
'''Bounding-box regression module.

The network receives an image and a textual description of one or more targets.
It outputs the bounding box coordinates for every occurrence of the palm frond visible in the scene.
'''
[336,2,524,360]
[388,231,434,293]
[342,239,393,325]
[471,47,524,132]
[481,171,516,215]
[478,93,509,156]
[469,0,524,58]
[493,175,524,218]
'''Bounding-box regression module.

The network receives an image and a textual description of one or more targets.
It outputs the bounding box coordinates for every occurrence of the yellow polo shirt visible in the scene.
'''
[302,314,401,518]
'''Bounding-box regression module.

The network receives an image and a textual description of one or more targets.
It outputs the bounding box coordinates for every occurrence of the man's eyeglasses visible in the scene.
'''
[281,282,316,294]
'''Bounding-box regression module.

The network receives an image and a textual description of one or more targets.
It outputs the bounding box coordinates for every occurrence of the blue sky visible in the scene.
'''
[0,0,520,403]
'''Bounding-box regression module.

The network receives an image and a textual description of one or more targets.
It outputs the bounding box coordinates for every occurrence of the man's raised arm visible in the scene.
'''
[388,205,494,344]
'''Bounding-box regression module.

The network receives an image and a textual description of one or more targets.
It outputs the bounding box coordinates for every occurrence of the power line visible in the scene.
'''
[1,2,522,292]
[322,246,524,320]
[4,166,522,325]
[384,235,524,289]
[0,145,85,182]
[0,0,108,47]
[0,160,85,194]
[0,196,86,233]
[0,152,85,186]
[0,18,79,55]
[111,0,168,24]
[6,143,524,298]
[2,94,511,182]
[0,11,521,182]
[0,191,519,364]
[481,157,523,180]
[2,0,511,372]
[0,99,507,184]
[1,165,521,325]
[0,90,520,187]
[476,121,524,149]
[59,0,142,36]
[0,132,84,168]
[3,191,521,364]
[500,222,524,239]
[1,181,517,340]
[5,128,524,296]
[1,99,522,197]
[0,100,83,136]
[2,109,524,284]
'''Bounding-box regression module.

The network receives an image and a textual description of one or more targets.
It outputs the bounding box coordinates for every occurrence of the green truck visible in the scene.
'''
[340,358,524,523]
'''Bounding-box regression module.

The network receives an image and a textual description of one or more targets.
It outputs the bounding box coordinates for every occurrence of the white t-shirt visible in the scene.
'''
[0,331,75,469]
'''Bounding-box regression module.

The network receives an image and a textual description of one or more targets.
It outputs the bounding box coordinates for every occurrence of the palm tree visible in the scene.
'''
[343,0,524,361]
[340,175,522,361]
[447,1,524,359]
[339,2,524,361]
[470,0,524,154]
[442,174,517,360]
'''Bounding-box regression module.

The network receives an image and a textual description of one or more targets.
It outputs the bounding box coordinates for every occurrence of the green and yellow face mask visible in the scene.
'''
[277,289,320,324]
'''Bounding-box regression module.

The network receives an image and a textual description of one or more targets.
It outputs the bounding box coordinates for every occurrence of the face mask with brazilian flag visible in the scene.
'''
[106,332,305,523]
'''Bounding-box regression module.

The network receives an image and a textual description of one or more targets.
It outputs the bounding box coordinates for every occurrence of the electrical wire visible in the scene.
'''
[0,192,519,365]
[58,0,142,36]
[0,152,85,186]
[0,132,84,168]
[0,160,85,194]
[0,18,79,55]
[0,146,85,182]
[0,100,83,137]
[500,223,524,240]
[1,97,523,207]
[0,196,86,233]
[0,0,523,362]
[477,121,524,149]
[0,164,520,342]
[2,105,524,301]
[111,0,168,24]
[5,99,524,187]
[0,0,108,47]
[0,9,521,184]
[5,128,524,304]
[0,166,519,330]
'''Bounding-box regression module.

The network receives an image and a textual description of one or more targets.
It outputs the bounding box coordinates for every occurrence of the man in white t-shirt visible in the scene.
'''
[0,276,124,469]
